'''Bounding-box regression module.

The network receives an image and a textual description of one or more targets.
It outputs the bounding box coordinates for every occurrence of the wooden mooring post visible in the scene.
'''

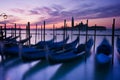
[19,25,21,41]
[35,24,38,44]
[53,24,55,40]
[71,17,74,41]
[14,23,17,37]
[85,19,88,62]
[112,18,115,65]
[41,25,43,41]
[94,24,97,53]
[26,22,31,46]
[43,21,45,42]
[4,23,6,39]
[63,19,66,41]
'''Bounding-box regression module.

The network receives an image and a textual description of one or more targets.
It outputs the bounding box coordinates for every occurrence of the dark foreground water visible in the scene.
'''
[0,30,120,80]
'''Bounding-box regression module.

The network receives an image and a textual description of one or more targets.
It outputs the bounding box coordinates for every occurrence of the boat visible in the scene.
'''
[4,36,19,42]
[95,38,112,64]
[21,36,78,62]
[51,36,79,53]
[18,36,32,44]
[49,35,69,50]
[116,37,120,54]
[32,36,56,49]
[47,37,93,64]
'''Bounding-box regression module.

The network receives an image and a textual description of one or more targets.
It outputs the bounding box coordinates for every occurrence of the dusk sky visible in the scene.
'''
[0,0,120,28]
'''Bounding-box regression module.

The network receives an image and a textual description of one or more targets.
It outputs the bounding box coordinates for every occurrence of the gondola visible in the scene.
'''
[4,35,19,42]
[32,36,56,49]
[48,37,93,64]
[51,36,79,53]
[95,38,112,64]
[116,37,120,54]
[49,35,69,50]
[21,36,79,62]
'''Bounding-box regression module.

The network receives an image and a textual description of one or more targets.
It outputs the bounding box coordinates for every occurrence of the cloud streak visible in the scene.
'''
[11,8,25,14]
[32,4,120,25]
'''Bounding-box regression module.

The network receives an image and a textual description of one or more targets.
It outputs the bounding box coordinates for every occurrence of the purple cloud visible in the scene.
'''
[32,4,120,25]
[11,8,25,14]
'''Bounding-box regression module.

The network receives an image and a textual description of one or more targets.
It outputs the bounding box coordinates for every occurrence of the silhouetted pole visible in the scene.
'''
[26,22,31,46]
[53,24,55,39]
[35,24,38,44]
[112,18,115,65]
[14,23,17,37]
[4,23,6,39]
[43,21,45,42]
[0,26,3,40]
[41,25,42,41]
[71,17,74,40]
[94,24,97,53]
[63,19,66,40]
[19,25,21,41]
[85,19,88,62]
[65,23,67,38]
[77,22,81,44]
[55,27,57,42]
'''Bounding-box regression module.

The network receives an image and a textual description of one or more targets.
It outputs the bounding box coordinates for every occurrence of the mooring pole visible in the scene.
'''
[85,19,88,62]
[41,25,42,41]
[63,19,66,41]
[35,24,37,44]
[4,23,6,39]
[14,23,17,37]
[71,17,74,41]
[19,25,21,41]
[112,18,115,65]
[53,24,55,40]
[43,21,45,42]
[94,24,97,53]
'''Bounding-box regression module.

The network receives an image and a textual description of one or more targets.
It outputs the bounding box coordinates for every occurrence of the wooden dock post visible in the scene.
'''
[41,25,43,41]
[4,23,6,39]
[63,19,66,41]
[26,22,31,46]
[43,21,45,42]
[53,24,55,40]
[35,24,38,44]
[78,25,80,44]
[71,17,74,40]
[85,19,88,62]
[112,18,115,65]
[0,26,3,40]
[14,23,17,37]
[19,25,21,41]
[94,24,97,53]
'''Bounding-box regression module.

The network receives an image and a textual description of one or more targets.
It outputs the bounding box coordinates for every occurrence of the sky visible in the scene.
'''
[0,0,120,29]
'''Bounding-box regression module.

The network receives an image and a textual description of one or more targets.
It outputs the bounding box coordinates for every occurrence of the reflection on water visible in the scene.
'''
[0,30,120,80]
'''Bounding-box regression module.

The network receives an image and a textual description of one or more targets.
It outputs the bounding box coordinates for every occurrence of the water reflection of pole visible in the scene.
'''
[112,18,115,65]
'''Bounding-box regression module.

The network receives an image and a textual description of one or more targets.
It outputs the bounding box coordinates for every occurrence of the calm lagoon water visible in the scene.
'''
[0,30,120,80]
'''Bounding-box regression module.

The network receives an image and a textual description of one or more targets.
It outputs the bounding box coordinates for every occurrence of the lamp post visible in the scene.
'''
[0,13,7,39]
[0,13,7,60]
[0,13,7,19]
